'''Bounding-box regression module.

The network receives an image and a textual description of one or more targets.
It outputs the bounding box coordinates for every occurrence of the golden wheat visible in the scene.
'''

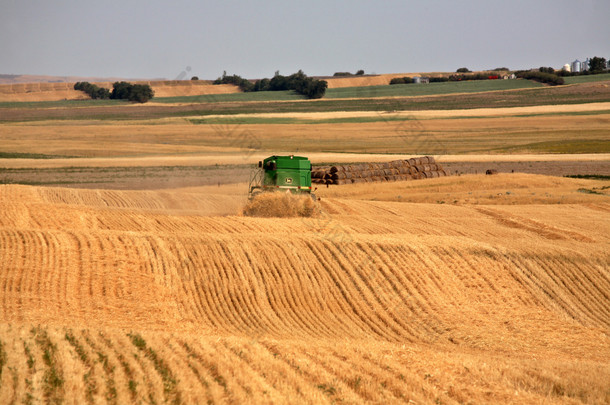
[0,182,609,404]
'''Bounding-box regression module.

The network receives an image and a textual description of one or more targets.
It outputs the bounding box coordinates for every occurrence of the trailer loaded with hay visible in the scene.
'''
[312,156,447,185]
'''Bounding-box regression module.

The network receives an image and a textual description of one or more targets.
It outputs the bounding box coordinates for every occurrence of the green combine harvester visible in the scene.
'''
[248,155,316,200]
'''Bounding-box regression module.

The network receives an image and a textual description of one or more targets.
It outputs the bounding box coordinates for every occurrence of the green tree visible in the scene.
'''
[588,57,607,73]
[128,84,154,103]
[110,81,133,100]
[74,82,110,99]
[110,81,154,103]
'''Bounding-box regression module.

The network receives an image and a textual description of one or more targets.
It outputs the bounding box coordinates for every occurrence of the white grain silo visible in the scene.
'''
[563,64,571,72]
[571,59,581,73]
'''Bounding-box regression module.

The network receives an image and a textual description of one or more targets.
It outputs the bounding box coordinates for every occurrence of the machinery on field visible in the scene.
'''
[248,155,316,200]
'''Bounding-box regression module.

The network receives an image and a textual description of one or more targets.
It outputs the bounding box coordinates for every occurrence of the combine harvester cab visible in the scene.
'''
[249,155,316,200]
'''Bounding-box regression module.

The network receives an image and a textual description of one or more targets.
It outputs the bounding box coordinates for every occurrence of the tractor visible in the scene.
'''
[248,155,316,200]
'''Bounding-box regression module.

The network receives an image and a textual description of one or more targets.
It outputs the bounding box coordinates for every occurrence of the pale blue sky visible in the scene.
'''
[1,0,609,79]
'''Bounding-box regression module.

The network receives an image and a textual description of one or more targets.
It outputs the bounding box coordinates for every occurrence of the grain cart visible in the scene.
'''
[248,155,316,200]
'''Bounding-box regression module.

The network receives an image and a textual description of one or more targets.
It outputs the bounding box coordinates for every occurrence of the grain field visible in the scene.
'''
[0,179,609,404]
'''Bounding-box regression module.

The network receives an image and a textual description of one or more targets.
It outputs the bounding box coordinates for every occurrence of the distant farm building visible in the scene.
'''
[412,76,429,84]
[571,58,591,73]
[571,60,582,73]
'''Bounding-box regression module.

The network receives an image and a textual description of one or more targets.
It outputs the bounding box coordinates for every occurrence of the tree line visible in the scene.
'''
[213,70,327,99]
[74,81,154,103]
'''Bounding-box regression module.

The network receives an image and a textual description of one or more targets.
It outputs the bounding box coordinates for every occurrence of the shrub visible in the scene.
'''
[515,70,564,85]
[389,77,414,85]
[333,70,365,76]
[456,67,471,73]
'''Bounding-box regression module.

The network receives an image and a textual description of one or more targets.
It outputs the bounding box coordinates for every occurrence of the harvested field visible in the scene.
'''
[1,78,609,403]
[0,178,609,404]
[0,80,239,102]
